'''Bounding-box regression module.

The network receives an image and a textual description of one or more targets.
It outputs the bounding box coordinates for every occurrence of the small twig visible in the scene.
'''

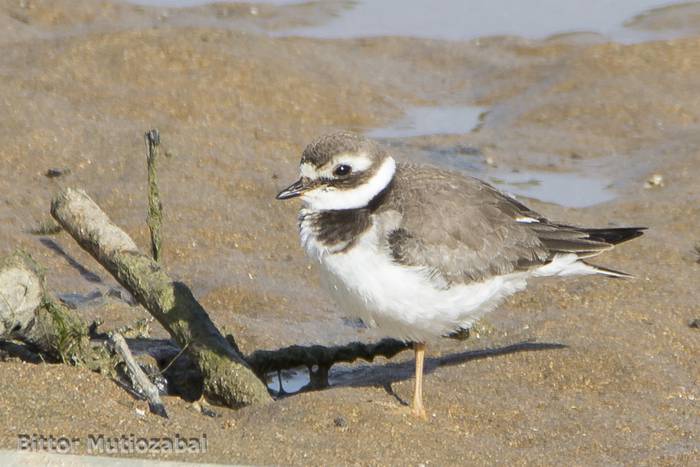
[157,341,189,375]
[109,332,168,418]
[145,129,163,263]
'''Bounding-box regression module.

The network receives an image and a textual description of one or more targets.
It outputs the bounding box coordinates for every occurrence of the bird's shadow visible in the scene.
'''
[324,341,567,405]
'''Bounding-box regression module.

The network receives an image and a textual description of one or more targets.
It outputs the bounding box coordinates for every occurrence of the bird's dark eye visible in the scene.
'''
[333,164,352,177]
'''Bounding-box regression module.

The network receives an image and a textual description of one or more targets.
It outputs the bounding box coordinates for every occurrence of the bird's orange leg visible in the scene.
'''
[411,342,427,419]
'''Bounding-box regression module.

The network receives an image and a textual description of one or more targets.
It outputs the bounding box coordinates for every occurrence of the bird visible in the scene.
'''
[276,131,644,418]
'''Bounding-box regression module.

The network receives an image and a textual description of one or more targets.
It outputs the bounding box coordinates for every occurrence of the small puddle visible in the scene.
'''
[56,287,139,309]
[366,105,485,139]
[266,367,311,395]
[125,0,303,6]
[280,0,686,43]
[57,290,105,309]
[120,1,690,44]
[487,169,616,208]
[387,142,617,209]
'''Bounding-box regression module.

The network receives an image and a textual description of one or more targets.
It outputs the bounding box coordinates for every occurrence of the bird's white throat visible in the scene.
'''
[301,157,396,211]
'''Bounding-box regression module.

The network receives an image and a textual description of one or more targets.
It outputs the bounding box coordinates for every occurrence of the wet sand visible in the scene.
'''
[0,0,698,464]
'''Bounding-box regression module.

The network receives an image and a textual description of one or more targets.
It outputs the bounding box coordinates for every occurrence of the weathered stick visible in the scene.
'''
[0,251,91,364]
[145,129,163,263]
[0,251,44,339]
[51,188,271,407]
[246,338,410,386]
[109,332,168,418]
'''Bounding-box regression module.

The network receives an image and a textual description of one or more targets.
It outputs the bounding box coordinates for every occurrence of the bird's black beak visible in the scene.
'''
[276,178,310,200]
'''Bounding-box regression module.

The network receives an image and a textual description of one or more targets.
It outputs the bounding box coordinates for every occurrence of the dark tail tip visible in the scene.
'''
[584,227,646,245]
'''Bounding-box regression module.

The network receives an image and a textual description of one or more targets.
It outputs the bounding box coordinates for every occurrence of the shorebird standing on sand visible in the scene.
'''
[276,132,644,418]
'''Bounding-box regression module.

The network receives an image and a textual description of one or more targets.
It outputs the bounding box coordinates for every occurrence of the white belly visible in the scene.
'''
[302,218,528,342]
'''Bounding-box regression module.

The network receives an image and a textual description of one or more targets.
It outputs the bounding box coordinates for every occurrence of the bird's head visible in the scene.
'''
[276,131,396,211]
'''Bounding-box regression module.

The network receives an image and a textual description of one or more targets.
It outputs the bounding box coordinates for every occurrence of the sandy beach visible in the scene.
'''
[0,0,698,464]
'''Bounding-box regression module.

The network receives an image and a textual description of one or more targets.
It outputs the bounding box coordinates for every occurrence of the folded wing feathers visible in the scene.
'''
[383,165,645,282]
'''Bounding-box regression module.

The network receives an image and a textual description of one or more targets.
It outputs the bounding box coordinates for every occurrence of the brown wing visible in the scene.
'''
[381,164,644,284]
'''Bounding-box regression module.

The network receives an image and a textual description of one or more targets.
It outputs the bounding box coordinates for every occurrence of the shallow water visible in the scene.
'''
[128,0,688,43]
[266,367,311,394]
[128,0,303,6]
[487,170,616,208]
[386,141,617,208]
[366,105,485,139]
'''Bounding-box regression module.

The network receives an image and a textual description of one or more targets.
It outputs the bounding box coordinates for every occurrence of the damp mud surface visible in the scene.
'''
[0,0,699,465]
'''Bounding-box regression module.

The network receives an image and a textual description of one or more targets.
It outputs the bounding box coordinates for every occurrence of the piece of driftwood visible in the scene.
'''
[0,252,44,339]
[246,338,410,389]
[0,251,91,364]
[0,251,197,401]
[145,129,163,263]
[51,188,271,407]
[103,335,412,394]
[109,332,168,418]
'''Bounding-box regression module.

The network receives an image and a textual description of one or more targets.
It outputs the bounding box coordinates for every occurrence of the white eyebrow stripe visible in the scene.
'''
[301,156,396,211]
[330,152,373,173]
[300,152,374,180]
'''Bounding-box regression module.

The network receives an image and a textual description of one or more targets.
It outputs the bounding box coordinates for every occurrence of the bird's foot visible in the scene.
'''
[410,403,427,420]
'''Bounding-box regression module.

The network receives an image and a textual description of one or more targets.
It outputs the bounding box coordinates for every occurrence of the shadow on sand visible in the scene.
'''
[335,340,567,405]
[272,340,568,401]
